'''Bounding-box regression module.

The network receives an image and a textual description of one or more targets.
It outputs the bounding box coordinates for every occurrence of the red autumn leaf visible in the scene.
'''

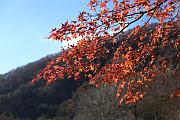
[100,1,106,8]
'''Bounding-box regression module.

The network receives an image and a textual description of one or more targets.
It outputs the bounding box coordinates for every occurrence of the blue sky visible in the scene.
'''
[0,0,89,74]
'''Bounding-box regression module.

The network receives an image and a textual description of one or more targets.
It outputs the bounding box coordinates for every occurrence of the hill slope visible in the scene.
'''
[0,53,85,119]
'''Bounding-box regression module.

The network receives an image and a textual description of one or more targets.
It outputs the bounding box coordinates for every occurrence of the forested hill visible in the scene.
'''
[0,53,58,95]
[0,23,179,120]
[0,52,85,120]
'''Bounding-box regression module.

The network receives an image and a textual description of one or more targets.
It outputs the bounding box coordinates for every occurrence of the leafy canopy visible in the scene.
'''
[33,0,180,105]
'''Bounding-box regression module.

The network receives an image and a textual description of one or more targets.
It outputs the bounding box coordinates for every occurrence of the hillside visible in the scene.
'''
[0,23,179,120]
[0,53,60,95]
[0,52,85,120]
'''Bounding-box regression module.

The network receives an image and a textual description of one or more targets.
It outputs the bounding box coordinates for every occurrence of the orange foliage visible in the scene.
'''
[33,0,180,105]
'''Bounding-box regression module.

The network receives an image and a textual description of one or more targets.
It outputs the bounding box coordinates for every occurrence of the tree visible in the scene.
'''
[73,85,137,120]
[33,0,180,105]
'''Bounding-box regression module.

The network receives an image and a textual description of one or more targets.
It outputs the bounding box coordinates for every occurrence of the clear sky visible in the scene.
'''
[0,0,89,74]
